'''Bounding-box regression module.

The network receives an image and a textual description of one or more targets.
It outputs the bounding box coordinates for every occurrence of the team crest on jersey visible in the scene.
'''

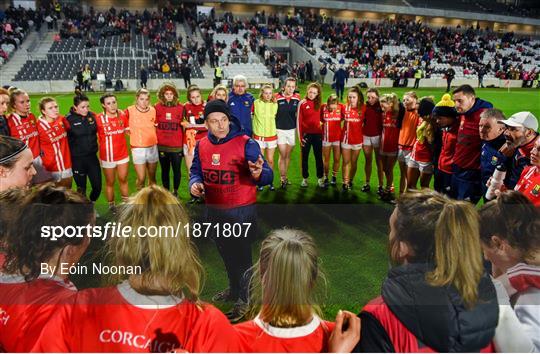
[532,184,540,197]
[88,117,94,124]
[212,154,220,166]
[244,101,250,106]
[491,156,498,165]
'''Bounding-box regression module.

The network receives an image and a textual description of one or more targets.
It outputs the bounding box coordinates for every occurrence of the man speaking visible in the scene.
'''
[189,99,273,322]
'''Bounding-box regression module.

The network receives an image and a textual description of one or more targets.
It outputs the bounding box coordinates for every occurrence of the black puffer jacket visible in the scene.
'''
[355,263,498,352]
[65,109,98,157]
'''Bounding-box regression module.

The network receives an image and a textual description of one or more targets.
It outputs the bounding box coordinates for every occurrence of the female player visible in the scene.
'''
[341,86,364,191]
[34,185,240,352]
[355,190,498,352]
[514,137,540,206]
[126,88,158,190]
[183,85,206,174]
[0,184,93,352]
[65,95,102,202]
[0,87,10,136]
[433,94,459,195]
[321,94,343,188]
[208,84,229,102]
[252,84,278,191]
[298,83,324,188]
[7,89,47,183]
[0,135,36,191]
[407,97,436,190]
[235,228,360,352]
[479,191,540,351]
[95,93,129,208]
[155,83,184,197]
[397,91,419,194]
[36,97,72,187]
[378,93,402,202]
[361,88,384,194]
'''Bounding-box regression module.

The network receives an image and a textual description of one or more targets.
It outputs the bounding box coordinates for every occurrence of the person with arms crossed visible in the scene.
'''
[320,94,344,188]
[341,86,364,191]
[189,99,273,322]
[361,88,384,194]
[228,75,255,137]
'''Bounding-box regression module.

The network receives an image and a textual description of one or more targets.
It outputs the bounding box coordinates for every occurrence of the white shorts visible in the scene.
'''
[32,156,53,184]
[408,159,434,174]
[255,138,278,150]
[322,140,340,147]
[398,148,412,164]
[276,129,296,146]
[132,146,159,164]
[51,168,73,182]
[341,142,363,150]
[101,157,129,169]
[363,135,381,148]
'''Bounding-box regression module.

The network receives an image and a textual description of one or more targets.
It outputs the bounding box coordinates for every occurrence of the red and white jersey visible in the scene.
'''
[410,118,432,163]
[184,102,207,141]
[95,111,129,163]
[0,274,76,352]
[515,166,540,207]
[34,281,240,353]
[381,111,400,154]
[37,117,72,172]
[341,105,364,145]
[235,315,335,352]
[7,112,40,158]
[320,104,343,143]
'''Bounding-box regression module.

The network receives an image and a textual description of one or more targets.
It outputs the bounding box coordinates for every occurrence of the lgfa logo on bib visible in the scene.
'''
[212,154,220,166]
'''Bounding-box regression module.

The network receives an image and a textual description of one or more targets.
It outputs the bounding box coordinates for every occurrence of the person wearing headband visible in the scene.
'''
[0,136,36,191]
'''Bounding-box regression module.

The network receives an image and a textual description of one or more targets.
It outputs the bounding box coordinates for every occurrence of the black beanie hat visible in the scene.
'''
[204,99,230,120]
[418,98,435,117]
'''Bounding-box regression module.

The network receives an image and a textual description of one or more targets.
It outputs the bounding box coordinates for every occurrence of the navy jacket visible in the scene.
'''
[228,92,255,136]
[480,134,507,194]
[333,68,348,86]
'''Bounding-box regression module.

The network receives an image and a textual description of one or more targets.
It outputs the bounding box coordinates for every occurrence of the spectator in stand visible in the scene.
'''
[82,64,92,91]
[228,75,255,137]
[433,94,459,195]
[180,64,192,88]
[451,85,493,204]
[499,112,539,190]
[478,109,510,199]
[362,88,384,194]
[445,67,455,93]
[319,64,327,85]
[139,65,148,88]
[397,91,419,194]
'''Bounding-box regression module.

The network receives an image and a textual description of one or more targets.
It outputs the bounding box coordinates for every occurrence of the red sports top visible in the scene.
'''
[198,135,256,208]
[155,103,184,148]
[320,104,343,143]
[363,102,383,137]
[453,107,488,170]
[410,119,432,163]
[37,117,72,172]
[184,102,207,141]
[515,166,540,207]
[0,274,76,352]
[438,122,459,174]
[234,315,335,352]
[342,105,364,145]
[297,99,322,137]
[381,111,399,154]
[95,111,129,163]
[7,112,40,158]
[33,281,239,353]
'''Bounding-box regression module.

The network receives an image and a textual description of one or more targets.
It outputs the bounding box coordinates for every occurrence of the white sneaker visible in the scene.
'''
[300,179,308,188]
[318,178,326,188]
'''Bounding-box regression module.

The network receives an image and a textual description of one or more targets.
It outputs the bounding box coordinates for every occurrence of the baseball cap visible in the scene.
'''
[498,111,538,131]
[204,99,230,120]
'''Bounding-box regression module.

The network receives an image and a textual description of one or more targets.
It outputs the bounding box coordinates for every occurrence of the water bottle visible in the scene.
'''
[486,164,507,200]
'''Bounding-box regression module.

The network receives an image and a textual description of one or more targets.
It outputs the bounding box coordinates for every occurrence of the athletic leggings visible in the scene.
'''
[301,133,324,179]
[72,154,102,202]
[159,150,183,193]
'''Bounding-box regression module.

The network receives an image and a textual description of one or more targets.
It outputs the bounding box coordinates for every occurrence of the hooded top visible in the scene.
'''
[356,263,498,352]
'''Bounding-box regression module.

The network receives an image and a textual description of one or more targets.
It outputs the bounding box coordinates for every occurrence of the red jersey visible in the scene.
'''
[454,104,490,170]
[95,111,129,163]
[297,99,322,137]
[37,117,72,172]
[515,166,540,207]
[342,105,364,145]
[363,102,383,137]
[320,104,343,143]
[235,316,335,352]
[438,122,459,174]
[184,102,207,141]
[410,119,432,163]
[7,112,40,158]
[381,111,399,154]
[0,274,76,352]
[155,103,184,148]
[33,281,239,353]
